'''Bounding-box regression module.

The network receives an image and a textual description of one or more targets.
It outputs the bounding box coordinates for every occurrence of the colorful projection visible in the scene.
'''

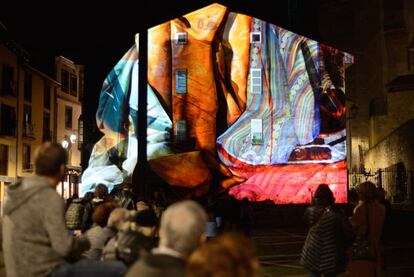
[82,4,353,203]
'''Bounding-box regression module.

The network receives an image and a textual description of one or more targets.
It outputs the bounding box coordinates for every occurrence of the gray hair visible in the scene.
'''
[107,208,128,231]
[159,200,207,258]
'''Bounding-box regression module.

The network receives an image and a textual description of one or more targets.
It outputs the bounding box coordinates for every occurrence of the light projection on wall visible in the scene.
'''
[81,3,353,204]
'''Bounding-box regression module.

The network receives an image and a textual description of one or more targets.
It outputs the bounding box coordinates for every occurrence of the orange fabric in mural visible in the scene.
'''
[148,151,211,188]
[217,13,251,126]
[171,4,227,154]
[148,22,172,113]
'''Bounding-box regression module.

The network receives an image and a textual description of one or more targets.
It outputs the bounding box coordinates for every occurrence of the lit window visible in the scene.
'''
[250,68,262,95]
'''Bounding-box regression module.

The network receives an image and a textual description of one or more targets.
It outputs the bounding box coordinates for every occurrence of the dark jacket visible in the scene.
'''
[125,252,185,277]
[300,204,353,274]
[2,175,90,277]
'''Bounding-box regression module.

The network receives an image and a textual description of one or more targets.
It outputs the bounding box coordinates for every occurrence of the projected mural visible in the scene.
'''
[82,4,353,203]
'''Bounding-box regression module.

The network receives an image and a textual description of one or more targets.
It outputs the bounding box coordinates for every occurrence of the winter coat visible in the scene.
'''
[2,175,90,277]
[301,204,353,274]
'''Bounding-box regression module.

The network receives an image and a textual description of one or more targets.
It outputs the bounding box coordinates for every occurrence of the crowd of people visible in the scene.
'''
[1,142,391,277]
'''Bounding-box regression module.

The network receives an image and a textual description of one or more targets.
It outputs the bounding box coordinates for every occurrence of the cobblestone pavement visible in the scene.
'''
[252,217,414,277]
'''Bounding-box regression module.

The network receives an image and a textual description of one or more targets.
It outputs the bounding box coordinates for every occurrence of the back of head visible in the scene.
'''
[34,142,68,176]
[92,201,117,227]
[95,184,109,199]
[186,232,260,277]
[313,184,335,207]
[357,181,377,203]
[159,200,207,258]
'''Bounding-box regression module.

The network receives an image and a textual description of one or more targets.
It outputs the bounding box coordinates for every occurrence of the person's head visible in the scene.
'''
[125,208,158,236]
[34,142,68,184]
[121,182,133,192]
[159,200,208,258]
[313,184,335,207]
[136,200,149,212]
[356,181,377,203]
[186,232,260,277]
[94,184,109,199]
[92,201,117,227]
[107,207,129,230]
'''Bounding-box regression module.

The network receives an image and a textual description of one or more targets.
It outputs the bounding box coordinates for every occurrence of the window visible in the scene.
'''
[22,144,31,171]
[175,69,187,94]
[61,69,69,92]
[70,74,77,97]
[24,72,32,102]
[65,106,73,129]
[250,32,261,44]
[250,68,262,94]
[44,83,51,109]
[175,120,187,143]
[0,144,8,175]
[175,32,188,45]
[383,0,405,31]
[0,104,16,136]
[1,64,15,96]
[43,112,51,142]
[23,105,34,137]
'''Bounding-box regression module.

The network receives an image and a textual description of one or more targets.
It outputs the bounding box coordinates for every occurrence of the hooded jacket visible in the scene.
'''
[2,175,90,277]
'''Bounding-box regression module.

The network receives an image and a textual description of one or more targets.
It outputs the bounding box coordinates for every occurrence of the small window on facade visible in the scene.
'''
[24,72,32,102]
[0,104,16,136]
[175,69,187,94]
[43,112,51,142]
[175,32,188,45]
[175,120,187,143]
[1,64,15,96]
[70,74,77,97]
[22,144,31,171]
[0,144,8,175]
[61,70,69,92]
[250,32,261,44]
[65,106,73,129]
[251,119,263,144]
[250,68,262,94]
[23,105,33,137]
[44,83,51,109]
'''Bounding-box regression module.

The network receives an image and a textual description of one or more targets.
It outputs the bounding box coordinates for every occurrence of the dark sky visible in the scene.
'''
[1,0,320,149]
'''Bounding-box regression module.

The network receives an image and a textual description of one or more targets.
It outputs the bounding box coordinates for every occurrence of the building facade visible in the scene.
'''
[319,0,414,202]
[54,56,83,168]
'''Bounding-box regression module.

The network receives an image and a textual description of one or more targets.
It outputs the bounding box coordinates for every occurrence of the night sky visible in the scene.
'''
[1,0,320,163]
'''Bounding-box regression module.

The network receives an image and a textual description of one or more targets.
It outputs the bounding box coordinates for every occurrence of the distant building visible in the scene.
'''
[54,56,83,167]
[0,23,84,212]
[319,0,414,202]
[0,29,59,211]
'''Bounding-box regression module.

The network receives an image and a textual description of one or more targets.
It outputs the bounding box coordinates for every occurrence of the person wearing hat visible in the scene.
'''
[102,208,159,265]
[348,181,385,277]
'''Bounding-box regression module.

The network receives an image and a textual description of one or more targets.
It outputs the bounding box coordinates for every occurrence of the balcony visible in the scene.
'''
[23,123,35,139]
[22,163,33,173]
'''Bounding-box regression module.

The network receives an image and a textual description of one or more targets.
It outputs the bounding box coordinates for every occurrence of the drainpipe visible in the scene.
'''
[15,61,21,178]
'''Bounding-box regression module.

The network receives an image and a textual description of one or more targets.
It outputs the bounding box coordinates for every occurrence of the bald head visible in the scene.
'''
[159,200,207,258]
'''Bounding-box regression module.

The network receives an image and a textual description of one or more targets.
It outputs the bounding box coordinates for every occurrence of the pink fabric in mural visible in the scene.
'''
[228,161,347,204]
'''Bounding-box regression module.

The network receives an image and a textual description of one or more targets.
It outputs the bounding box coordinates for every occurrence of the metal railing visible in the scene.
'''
[349,165,414,203]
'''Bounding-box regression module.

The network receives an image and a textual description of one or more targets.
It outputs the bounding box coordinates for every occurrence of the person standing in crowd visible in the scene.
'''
[348,181,385,277]
[301,184,354,277]
[81,183,109,232]
[126,200,208,277]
